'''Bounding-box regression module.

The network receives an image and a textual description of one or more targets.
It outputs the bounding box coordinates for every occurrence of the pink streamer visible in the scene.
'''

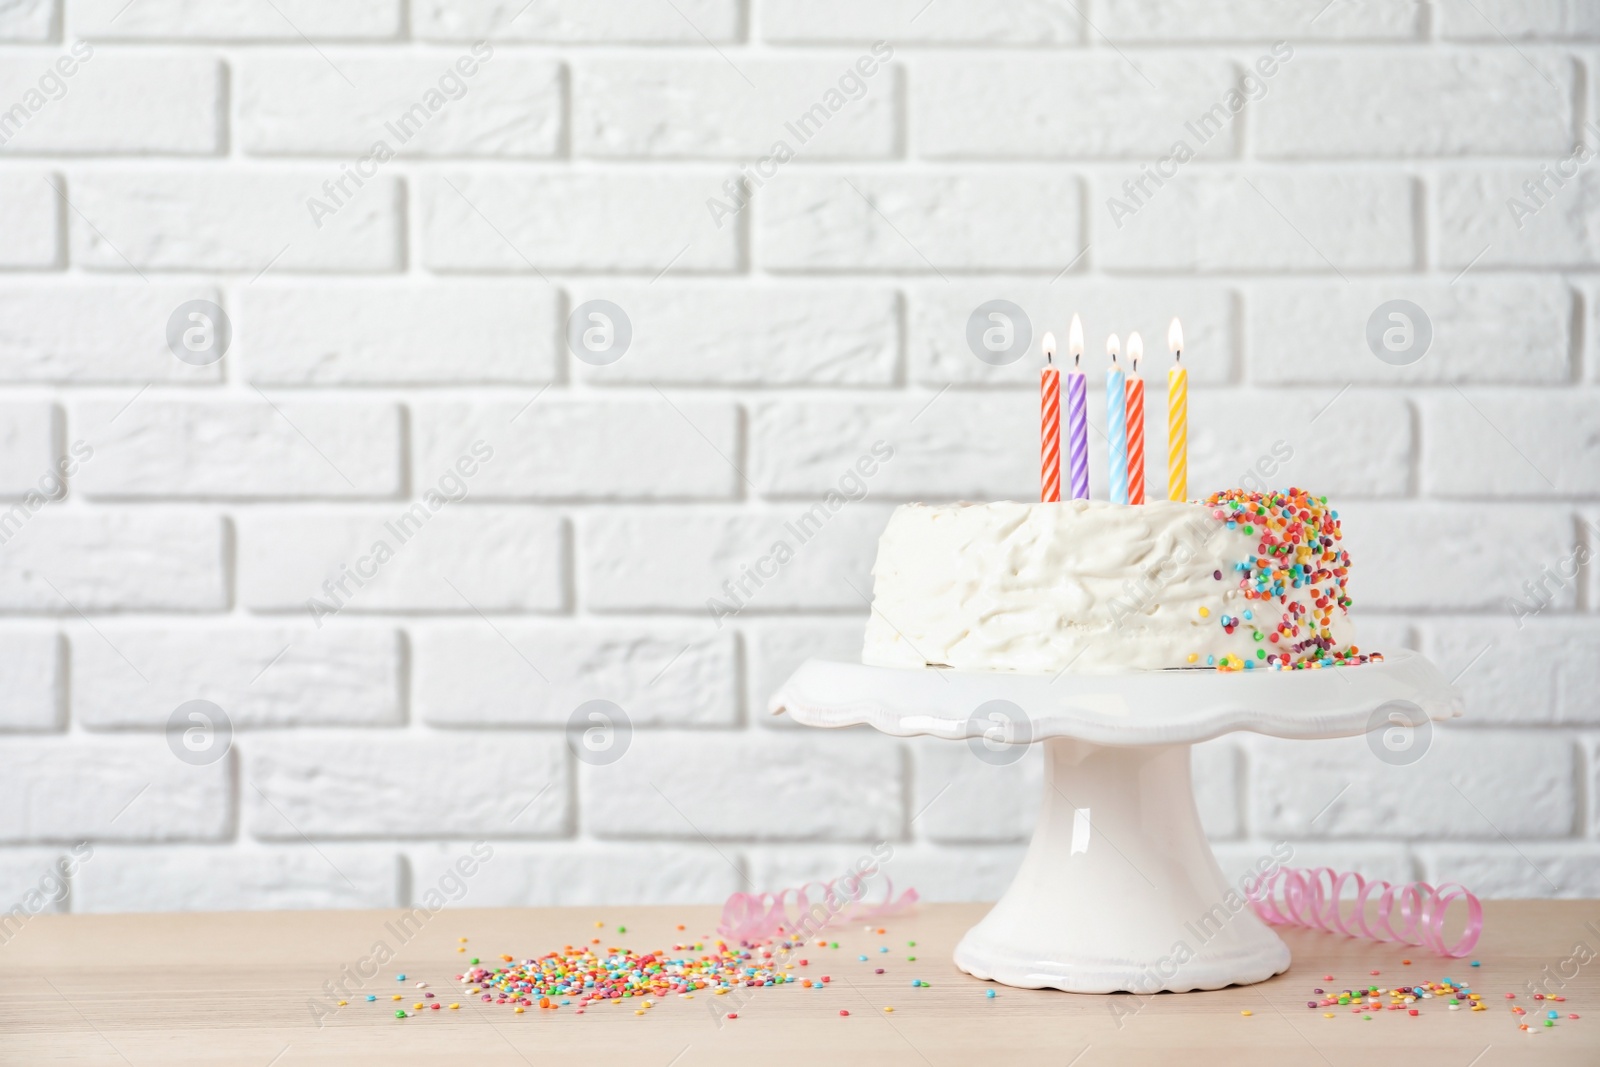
[1246,866,1483,958]
[718,872,918,944]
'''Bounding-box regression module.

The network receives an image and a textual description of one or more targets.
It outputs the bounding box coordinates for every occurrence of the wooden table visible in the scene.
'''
[1,901,1595,1065]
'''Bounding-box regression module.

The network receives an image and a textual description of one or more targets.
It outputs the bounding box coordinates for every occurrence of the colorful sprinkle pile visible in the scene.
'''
[1200,488,1378,673]
[456,936,801,1012]
[1295,969,1580,1033]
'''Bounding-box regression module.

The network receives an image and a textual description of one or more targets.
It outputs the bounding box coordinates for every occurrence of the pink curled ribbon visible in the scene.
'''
[1245,866,1483,958]
[718,872,918,943]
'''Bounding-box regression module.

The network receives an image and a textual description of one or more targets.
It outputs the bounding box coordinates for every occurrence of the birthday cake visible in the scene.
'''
[862,488,1373,675]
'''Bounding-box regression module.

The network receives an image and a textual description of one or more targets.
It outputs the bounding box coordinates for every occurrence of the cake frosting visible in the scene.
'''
[862,488,1369,675]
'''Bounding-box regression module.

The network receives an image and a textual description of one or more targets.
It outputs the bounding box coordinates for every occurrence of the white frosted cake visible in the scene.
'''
[862,488,1372,675]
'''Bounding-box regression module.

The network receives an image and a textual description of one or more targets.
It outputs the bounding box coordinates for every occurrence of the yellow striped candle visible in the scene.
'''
[1166,317,1187,502]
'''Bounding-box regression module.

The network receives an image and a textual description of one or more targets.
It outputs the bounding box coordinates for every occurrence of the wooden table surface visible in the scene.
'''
[1,900,1595,1066]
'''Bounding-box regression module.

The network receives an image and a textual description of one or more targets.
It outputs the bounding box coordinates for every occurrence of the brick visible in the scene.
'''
[749,396,1032,499]
[1351,617,1417,656]
[910,740,1040,844]
[1212,841,1414,890]
[1438,168,1600,268]
[574,59,897,159]
[69,173,402,272]
[0,173,59,267]
[1256,54,1575,158]
[0,632,60,730]
[749,619,863,727]
[1421,618,1600,725]
[0,282,222,382]
[413,623,738,727]
[1590,281,1600,382]
[1339,503,1576,612]
[236,509,565,614]
[0,850,70,921]
[421,172,739,273]
[74,399,402,499]
[912,56,1239,159]
[1193,740,1241,840]
[72,0,401,38]
[414,0,740,41]
[246,734,568,839]
[241,282,558,386]
[0,401,56,498]
[412,399,740,500]
[1096,0,1421,39]
[1437,0,1600,40]
[1417,845,1600,898]
[239,54,561,157]
[1246,280,1574,385]
[584,731,902,841]
[1096,172,1416,272]
[0,54,222,155]
[0,738,230,842]
[761,0,1083,44]
[908,282,1235,387]
[74,846,398,912]
[1248,730,1573,839]
[1422,391,1599,496]
[748,843,1024,902]
[0,512,226,611]
[580,506,890,613]
[759,171,1083,273]
[73,627,401,729]
[408,842,742,906]
[568,283,899,386]
[0,0,53,40]
[1188,388,1414,498]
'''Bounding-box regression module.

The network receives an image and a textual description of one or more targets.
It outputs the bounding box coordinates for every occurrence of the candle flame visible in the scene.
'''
[1068,314,1084,361]
[1128,331,1143,373]
[1168,317,1183,357]
[1106,333,1120,362]
[1042,331,1056,364]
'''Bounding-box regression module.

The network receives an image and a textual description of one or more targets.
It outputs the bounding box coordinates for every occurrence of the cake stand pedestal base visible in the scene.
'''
[952,738,1287,993]
[769,650,1462,995]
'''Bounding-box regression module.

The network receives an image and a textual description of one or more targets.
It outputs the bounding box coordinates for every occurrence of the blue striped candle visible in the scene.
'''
[1106,334,1128,504]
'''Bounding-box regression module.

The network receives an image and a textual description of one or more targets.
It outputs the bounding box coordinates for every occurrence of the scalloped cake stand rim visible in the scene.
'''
[768,648,1462,747]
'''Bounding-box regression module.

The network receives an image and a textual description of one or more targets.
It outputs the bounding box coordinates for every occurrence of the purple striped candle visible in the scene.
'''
[1066,314,1089,499]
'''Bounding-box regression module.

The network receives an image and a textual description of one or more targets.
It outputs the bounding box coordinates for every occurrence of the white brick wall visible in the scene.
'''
[1,0,1596,915]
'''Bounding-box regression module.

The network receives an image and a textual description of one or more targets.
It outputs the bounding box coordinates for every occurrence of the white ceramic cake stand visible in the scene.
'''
[768,650,1463,994]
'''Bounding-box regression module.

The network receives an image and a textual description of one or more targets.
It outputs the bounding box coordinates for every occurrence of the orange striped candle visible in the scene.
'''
[1167,317,1187,501]
[1125,332,1145,505]
[1040,332,1061,502]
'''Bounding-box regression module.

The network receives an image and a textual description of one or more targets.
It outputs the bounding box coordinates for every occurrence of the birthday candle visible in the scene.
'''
[1106,334,1127,505]
[1126,332,1145,506]
[1167,317,1187,502]
[1040,332,1061,503]
[1066,314,1089,501]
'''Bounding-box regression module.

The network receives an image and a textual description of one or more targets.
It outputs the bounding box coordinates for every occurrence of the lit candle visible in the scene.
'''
[1106,333,1127,505]
[1126,332,1146,506]
[1066,314,1089,501]
[1040,331,1061,503]
[1167,318,1187,502]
